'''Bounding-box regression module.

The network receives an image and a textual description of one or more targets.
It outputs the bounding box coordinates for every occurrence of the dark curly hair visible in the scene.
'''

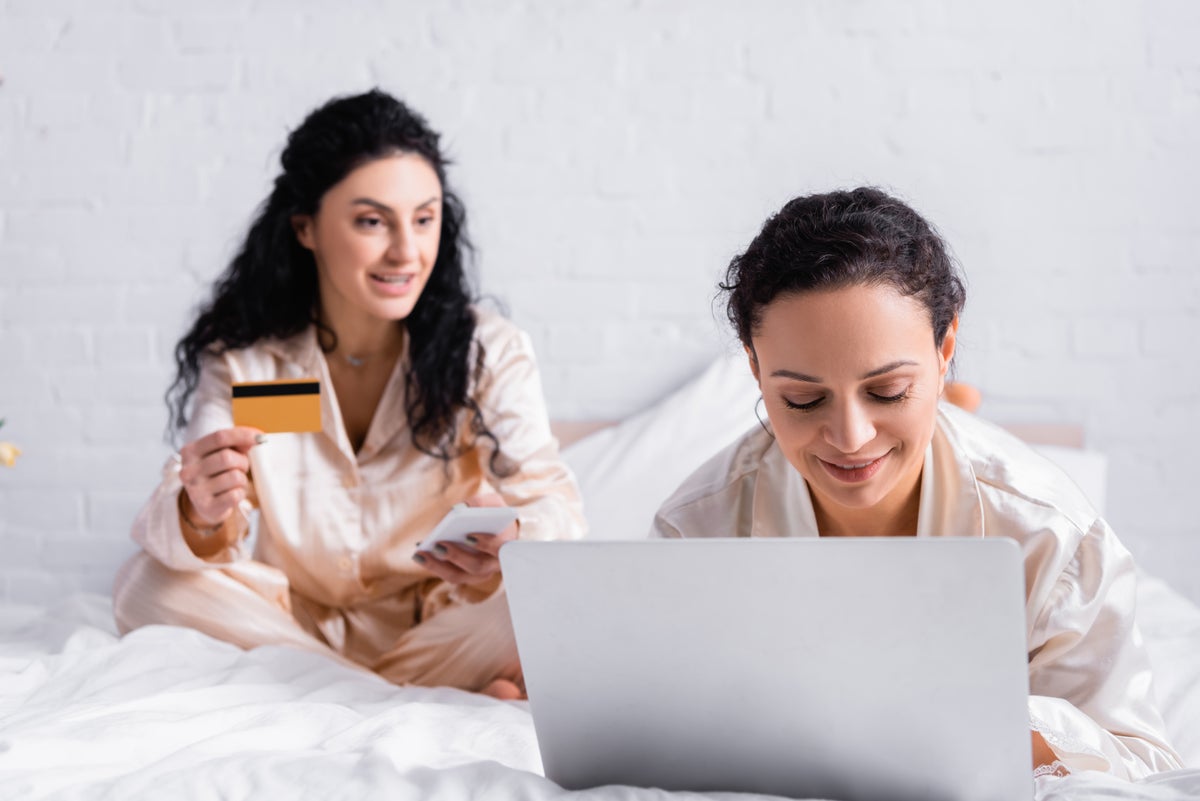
[721,187,966,350]
[167,89,509,473]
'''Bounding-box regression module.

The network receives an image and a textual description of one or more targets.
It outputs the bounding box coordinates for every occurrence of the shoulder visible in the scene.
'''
[469,305,544,382]
[471,305,527,346]
[937,403,1101,542]
[207,328,320,383]
[935,407,1139,627]
[463,306,547,409]
[654,425,776,537]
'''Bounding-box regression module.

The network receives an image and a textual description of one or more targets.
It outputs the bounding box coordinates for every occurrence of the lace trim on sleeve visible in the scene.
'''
[1030,714,1108,763]
[1033,760,1071,779]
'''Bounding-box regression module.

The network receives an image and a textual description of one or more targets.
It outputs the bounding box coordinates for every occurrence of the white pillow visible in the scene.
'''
[1137,572,1200,767]
[561,351,761,540]
[1029,444,1108,517]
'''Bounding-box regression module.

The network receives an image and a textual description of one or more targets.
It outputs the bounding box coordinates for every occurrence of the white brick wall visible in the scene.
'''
[1,0,1198,603]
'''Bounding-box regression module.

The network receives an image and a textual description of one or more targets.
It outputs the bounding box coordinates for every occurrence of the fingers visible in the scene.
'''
[437,541,497,574]
[457,529,515,559]
[178,427,261,526]
[203,467,250,499]
[192,486,248,525]
[414,495,520,585]
[462,494,520,551]
[180,448,251,522]
[412,555,462,584]
[187,480,248,525]
[465,492,504,508]
[415,542,501,586]
[180,426,263,464]
[415,546,496,586]
[179,446,251,486]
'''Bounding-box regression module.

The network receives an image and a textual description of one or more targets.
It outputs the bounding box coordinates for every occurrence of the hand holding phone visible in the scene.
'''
[418,503,519,556]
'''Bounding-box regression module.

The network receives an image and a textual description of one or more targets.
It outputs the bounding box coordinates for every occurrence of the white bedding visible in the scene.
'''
[2,580,1198,801]
[2,356,1198,800]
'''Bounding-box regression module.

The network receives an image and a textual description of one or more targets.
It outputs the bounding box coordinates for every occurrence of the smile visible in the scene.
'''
[371,273,414,285]
[817,452,889,484]
[367,272,421,299]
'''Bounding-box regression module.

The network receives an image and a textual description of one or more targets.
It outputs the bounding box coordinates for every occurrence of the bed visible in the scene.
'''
[2,355,1198,800]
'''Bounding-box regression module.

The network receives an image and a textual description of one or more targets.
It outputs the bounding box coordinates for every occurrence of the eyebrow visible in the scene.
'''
[350,196,441,214]
[771,360,919,383]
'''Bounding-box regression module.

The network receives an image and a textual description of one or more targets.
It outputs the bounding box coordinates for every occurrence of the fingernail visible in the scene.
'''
[255,434,267,444]
[434,544,448,556]
[412,553,427,564]
[465,535,478,544]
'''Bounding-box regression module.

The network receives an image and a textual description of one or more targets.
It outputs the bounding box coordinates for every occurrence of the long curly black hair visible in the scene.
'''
[167,89,508,473]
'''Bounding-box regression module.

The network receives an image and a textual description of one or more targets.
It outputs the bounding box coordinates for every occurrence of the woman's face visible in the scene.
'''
[294,152,443,324]
[749,283,956,524]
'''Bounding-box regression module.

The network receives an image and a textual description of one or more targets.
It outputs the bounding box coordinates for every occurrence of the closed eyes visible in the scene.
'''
[782,389,910,412]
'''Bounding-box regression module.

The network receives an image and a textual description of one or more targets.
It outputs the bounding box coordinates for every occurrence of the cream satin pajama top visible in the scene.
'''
[123,308,585,662]
[653,403,1181,780]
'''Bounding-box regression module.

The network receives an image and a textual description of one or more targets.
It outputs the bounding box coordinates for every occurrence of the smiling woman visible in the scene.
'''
[112,90,585,699]
[653,187,1182,781]
[749,286,953,538]
[292,155,444,347]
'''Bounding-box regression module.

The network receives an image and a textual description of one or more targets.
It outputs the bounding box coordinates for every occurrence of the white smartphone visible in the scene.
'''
[417,504,519,555]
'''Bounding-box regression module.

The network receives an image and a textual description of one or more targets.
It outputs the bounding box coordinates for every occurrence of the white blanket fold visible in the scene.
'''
[2,593,1198,801]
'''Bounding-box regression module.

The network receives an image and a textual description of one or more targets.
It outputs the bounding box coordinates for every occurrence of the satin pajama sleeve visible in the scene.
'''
[471,325,586,544]
[129,352,255,570]
[1027,518,1182,778]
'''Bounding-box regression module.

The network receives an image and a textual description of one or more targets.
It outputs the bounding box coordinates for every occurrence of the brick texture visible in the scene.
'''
[1,0,1198,603]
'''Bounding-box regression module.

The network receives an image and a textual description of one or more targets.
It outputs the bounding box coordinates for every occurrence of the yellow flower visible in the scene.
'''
[0,441,19,467]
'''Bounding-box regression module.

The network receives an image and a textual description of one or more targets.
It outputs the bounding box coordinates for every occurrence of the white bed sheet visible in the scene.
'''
[1,583,1198,801]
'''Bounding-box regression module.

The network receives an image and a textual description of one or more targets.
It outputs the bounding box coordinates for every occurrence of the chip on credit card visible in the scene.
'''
[231,379,322,433]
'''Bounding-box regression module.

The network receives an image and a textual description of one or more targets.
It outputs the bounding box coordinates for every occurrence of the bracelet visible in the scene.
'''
[180,500,226,537]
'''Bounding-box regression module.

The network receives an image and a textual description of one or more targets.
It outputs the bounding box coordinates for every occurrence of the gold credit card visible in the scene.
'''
[231,379,322,433]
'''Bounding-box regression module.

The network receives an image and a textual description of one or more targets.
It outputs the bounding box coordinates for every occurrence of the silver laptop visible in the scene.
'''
[500,538,1032,801]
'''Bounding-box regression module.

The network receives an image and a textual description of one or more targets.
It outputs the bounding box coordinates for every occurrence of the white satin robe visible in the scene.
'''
[115,308,586,689]
[652,403,1181,779]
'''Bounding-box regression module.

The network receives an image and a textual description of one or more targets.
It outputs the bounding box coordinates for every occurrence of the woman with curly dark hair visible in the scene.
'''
[653,187,1180,779]
[114,90,584,698]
